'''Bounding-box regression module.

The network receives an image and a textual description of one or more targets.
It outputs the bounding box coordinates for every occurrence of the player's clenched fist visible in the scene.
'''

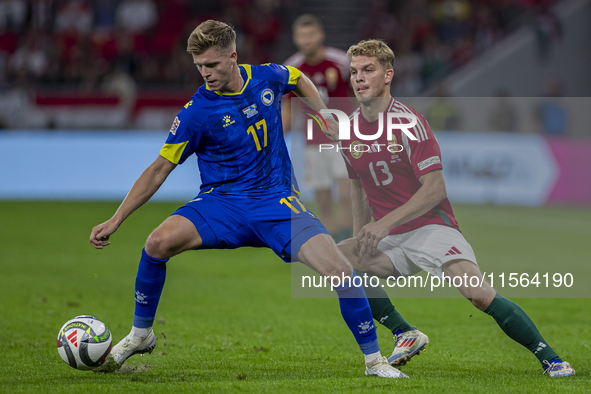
[89,220,119,249]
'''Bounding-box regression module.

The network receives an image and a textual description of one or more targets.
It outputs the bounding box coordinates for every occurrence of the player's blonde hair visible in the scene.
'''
[187,20,236,55]
[347,39,395,71]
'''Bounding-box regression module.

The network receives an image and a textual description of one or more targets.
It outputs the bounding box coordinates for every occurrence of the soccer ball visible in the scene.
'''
[57,315,112,370]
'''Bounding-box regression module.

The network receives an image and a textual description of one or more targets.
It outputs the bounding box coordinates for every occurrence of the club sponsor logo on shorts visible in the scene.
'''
[261,88,274,106]
[350,141,364,159]
[445,246,461,256]
[417,156,441,170]
[170,117,180,135]
[242,104,258,118]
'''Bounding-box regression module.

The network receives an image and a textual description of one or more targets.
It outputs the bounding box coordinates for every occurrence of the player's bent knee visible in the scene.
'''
[299,233,355,277]
[335,258,355,277]
[353,254,380,274]
[144,231,176,260]
[337,238,359,261]
[316,256,354,278]
[323,261,354,278]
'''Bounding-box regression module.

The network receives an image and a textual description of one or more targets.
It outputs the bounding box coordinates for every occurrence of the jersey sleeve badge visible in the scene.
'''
[170,117,181,135]
[417,156,441,170]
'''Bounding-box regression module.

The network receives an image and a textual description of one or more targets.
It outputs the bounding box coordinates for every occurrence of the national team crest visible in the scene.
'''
[388,135,402,152]
[242,104,258,118]
[350,141,364,159]
[261,88,274,106]
[170,117,180,135]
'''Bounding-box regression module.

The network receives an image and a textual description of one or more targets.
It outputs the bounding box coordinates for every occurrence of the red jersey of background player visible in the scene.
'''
[341,98,460,235]
[285,47,351,145]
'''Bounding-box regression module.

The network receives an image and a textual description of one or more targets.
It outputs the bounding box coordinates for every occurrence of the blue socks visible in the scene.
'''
[334,272,380,355]
[133,249,168,329]
[131,250,379,356]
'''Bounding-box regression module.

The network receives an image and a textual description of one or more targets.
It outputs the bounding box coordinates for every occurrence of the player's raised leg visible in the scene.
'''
[96,214,203,372]
[338,238,429,367]
[299,234,408,378]
[443,259,575,377]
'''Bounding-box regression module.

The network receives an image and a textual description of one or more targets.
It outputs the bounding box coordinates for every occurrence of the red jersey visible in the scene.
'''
[341,98,459,235]
[284,47,351,145]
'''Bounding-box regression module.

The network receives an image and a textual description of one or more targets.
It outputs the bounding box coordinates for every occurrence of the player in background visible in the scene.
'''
[283,14,353,242]
[331,39,574,377]
[89,21,407,378]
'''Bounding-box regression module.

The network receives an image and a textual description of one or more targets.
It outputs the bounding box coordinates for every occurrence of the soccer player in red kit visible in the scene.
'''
[283,14,353,241]
[334,39,574,377]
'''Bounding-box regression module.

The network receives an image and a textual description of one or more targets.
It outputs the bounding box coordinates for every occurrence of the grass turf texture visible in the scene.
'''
[1,201,589,393]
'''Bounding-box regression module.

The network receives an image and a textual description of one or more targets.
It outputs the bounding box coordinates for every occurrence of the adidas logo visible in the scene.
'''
[398,338,417,348]
[445,246,461,256]
[67,330,78,347]
[534,342,547,354]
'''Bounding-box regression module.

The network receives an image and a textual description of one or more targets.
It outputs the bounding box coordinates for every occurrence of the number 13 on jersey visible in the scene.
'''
[369,161,393,186]
[247,119,268,151]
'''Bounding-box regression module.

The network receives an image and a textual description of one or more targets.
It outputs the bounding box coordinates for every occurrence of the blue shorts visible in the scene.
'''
[171,191,329,262]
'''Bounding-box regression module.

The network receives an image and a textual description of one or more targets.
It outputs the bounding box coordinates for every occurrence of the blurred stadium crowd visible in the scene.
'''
[362,0,562,96]
[0,0,562,93]
[1,0,287,90]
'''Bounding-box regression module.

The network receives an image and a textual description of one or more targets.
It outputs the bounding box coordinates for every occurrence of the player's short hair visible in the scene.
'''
[187,20,236,55]
[292,14,324,34]
[347,39,395,70]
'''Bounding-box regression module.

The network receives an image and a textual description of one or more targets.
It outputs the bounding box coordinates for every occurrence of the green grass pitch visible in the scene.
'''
[1,201,590,393]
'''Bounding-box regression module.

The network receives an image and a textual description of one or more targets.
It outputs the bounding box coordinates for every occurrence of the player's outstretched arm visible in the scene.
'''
[291,72,339,141]
[89,155,176,249]
[358,170,447,256]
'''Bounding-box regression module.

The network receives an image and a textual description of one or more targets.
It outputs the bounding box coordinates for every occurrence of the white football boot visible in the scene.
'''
[543,360,575,377]
[95,328,156,372]
[365,356,409,378]
[388,329,429,366]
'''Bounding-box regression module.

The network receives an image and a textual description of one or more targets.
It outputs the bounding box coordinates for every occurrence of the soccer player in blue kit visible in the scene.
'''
[89,20,406,378]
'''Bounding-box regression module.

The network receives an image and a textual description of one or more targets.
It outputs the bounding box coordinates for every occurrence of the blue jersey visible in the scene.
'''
[160,63,302,197]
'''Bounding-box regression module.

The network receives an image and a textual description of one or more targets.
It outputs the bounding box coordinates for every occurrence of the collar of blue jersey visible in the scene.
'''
[205,64,252,96]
